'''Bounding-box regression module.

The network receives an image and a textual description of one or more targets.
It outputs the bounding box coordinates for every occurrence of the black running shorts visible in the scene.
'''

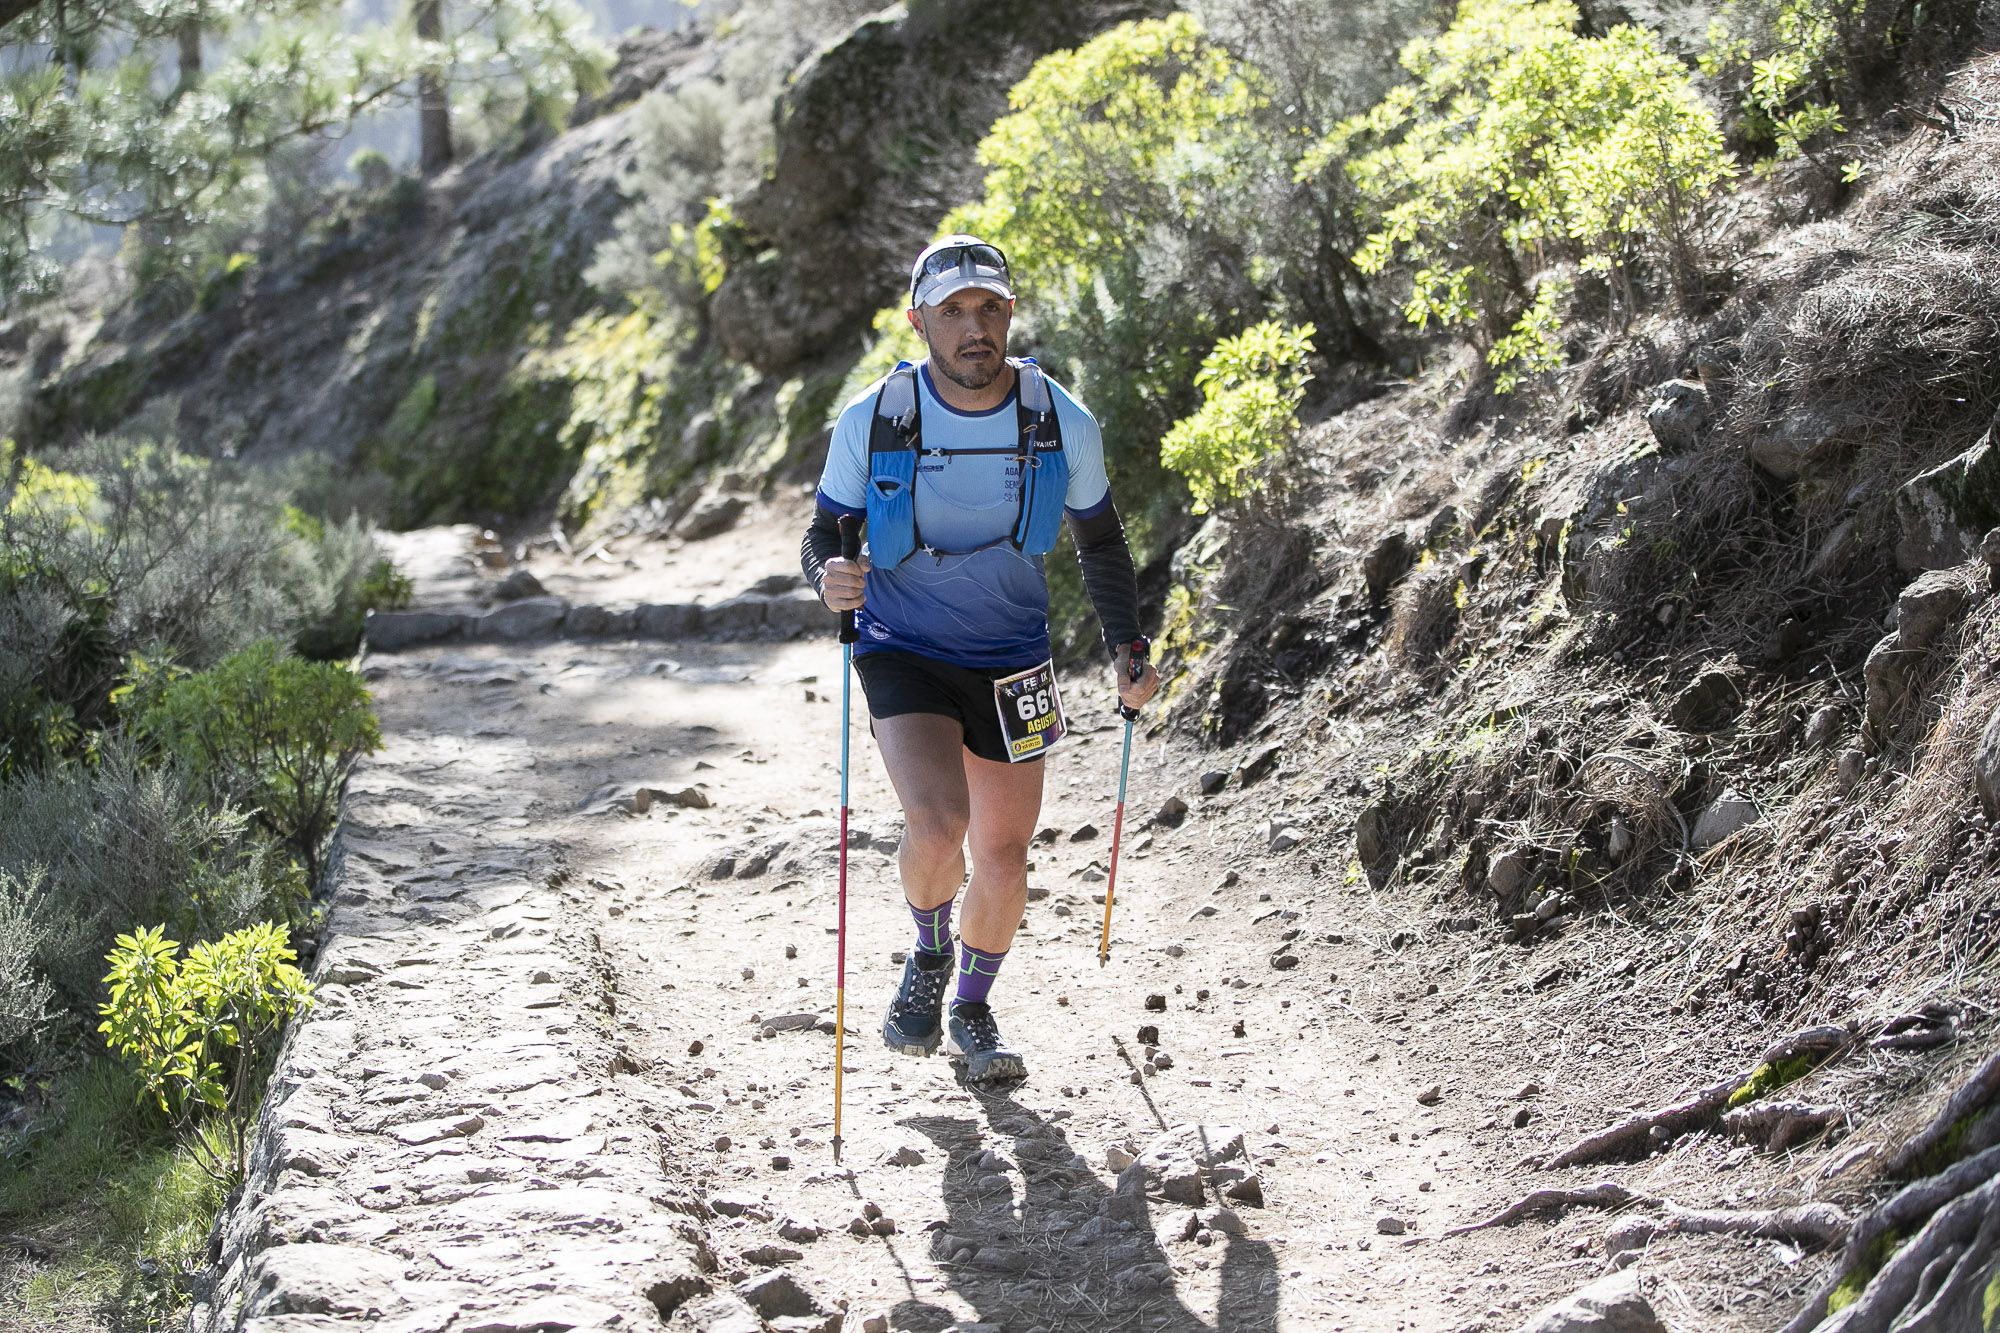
[852,650,1042,766]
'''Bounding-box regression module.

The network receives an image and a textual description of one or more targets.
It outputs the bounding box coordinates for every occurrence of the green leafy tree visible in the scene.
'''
[1307,0,1735,388]
[1161,321,1316,514]
[0,0,608,309]
[1,0,411,306]
[138,641,380,890]
[98,921,313,1181]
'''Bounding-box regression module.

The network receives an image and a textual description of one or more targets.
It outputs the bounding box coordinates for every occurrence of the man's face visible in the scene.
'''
[908,287,1014,393]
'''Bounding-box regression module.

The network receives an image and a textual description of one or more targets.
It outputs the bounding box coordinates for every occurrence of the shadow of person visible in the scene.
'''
[893,1086,1280,1333]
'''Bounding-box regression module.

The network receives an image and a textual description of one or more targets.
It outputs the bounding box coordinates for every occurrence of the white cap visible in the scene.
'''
[909,235,1014,308]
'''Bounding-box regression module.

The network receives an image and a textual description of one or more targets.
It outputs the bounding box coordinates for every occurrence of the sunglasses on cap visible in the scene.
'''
[910,241,1012,304]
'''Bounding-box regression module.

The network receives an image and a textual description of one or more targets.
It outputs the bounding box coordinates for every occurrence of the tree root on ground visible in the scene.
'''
[1464,1033,2000,1330]
[1602,1201,1852,1259]
[1718,1100,1850,1153]
[1780,1154,2000,1333]
[1870,1005,1959,1053]
[1445,1182,1650,1237]
[1446,1182,1850,1256]
[1885,1049,2000,1176]
[1535,1024,1854,1169]
[1773,1050,2000,1331]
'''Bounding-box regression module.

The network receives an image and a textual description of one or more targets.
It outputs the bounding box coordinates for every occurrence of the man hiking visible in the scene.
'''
[800,235,1160,1083]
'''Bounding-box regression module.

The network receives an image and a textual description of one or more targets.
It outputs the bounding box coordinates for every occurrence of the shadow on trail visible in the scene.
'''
[892,1089,1280,1333]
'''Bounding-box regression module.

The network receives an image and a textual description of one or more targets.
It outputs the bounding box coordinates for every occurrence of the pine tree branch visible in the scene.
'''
[0,1,41,34]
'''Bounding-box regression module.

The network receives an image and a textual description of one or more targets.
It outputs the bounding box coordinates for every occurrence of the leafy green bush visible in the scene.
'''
[1161,321,1317,514]
[1699,0,1978,169]
[348,147,395,192]
[0,868,57,1067]
[98,922,313,1181]
[0,741,297,1021]
[1,437,406,773]
[137,641,380,891]
[1309,0,1734,387]
[285,508,414,660]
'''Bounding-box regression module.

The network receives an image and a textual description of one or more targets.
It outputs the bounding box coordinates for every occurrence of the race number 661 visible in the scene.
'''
[1016,690,1053,721]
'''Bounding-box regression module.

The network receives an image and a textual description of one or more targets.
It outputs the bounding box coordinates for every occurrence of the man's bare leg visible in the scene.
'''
[959,749,1045,953]
[874,712,971,1057]
[873,712,970,912]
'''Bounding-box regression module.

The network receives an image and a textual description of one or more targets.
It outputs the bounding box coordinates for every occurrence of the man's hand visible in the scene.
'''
[821,552,872,612]
[1112,642,1160,713]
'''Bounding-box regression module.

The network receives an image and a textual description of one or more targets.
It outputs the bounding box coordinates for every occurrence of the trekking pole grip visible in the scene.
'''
[837,515,860,645]
[1117,635,1150,721]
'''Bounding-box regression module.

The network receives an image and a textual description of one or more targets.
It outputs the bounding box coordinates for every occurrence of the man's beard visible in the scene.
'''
[932,339,1006,392]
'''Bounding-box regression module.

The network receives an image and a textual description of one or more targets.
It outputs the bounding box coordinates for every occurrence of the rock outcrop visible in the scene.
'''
[712,0,1169,372]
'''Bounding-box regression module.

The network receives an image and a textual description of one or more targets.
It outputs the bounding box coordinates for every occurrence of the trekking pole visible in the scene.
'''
[1098,636,1150,968]
[832,515,861,1162]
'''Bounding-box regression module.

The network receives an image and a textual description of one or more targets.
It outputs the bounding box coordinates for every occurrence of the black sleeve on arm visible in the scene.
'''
[801,505,843,603]
[1069,501,1143,657]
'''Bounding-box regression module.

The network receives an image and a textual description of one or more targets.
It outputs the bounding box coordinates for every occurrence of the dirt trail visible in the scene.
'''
[207,502,1594,1333]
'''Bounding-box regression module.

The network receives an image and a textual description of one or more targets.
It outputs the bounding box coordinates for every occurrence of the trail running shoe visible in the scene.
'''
[947,1001,1027,1083]
[882,951,952,1055]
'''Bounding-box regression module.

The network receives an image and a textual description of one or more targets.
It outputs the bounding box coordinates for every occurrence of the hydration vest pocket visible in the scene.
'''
[867,450,919,570]
[1011,446,1070,555]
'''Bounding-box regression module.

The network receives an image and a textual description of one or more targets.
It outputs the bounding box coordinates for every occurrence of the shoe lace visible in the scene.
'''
[898,958,949,1013]
[954,1003,1000,1048]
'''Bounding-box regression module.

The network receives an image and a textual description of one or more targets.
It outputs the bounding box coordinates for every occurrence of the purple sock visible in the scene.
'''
[910,900,954,957]
[955,944,1007,1006]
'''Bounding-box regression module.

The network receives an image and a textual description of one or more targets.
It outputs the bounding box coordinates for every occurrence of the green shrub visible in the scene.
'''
[0,741,297,1023]
[289,510,414,660]
[98,922,313,1182]
[1309,0,1734,386]
[0,437,407,768]
[138,641,379,891]
[0,868,57,1067]
[1161,321,1316,513]
[348,146,394,192]
[1699,0,1977,168]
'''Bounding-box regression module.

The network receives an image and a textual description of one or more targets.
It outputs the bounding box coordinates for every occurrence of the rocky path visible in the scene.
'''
[199,507,1594,1333]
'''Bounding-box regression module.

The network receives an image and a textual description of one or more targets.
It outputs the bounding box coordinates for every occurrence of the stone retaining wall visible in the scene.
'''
[191,712,716,1332]
[364,592,831,653]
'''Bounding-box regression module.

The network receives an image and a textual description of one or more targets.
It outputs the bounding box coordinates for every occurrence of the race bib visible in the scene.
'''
[993,660,1066,762]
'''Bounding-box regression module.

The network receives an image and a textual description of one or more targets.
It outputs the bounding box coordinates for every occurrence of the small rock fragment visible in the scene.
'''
[1416,1084,1442,1106]
[493,568,548,601]
[777,1216,821,1244]
[1375,1214,1406,1235]
[1145,994,1167,1012]
[1515,1269,1667,1333]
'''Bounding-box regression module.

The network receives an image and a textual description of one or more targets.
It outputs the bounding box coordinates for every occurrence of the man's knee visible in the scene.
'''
[901,802,969,859]
[968,828,1033,875]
